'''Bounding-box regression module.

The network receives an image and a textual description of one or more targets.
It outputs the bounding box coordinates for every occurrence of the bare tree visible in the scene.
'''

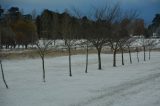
[125,37,136,64]
[108,22,129,67]
[123,10,140,64]
[139,36,148,61]
[133,19,145,61]
[0,60,8,89]
[36,38,52,82]
[63,39,77,77]
[146,39,158,60]
[106,11,133,67]
[79,39,92,73]
[107,5,130,67]
[0,25,9,89]
[81,16,92,73]
[136,47,139,62]
[88,3,120,69]
[118,38,128,65]
[72,8,92,73]
[84,40,89,73]
[108,24,119,67]
[77,39,91,74]
[88,20,108,70]
[60,11,79,76]
[118,18,130,65]
[36,9,56,81]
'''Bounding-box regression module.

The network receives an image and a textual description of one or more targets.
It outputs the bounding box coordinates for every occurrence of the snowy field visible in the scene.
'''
[0,52,160,106]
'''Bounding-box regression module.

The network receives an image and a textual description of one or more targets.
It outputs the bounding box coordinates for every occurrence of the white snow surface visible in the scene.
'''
[0,52,160,106]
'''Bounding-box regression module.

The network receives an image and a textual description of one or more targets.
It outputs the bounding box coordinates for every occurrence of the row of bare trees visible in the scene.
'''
[35,3,158,83]
[0,4,158,88]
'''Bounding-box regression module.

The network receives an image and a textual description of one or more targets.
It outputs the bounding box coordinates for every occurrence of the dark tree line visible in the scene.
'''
[0,6,37,49]
[0,6,151,50]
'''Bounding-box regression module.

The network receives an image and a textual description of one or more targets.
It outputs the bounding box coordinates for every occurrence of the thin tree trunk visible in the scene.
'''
[31,35,33,48]
[41,56,45,82]
[136,47,139,62]
[121,48,124,65]
[25,44,28,49]
[113,50,116,67]
[0,60,8,89]
[65,40,67,45]
[54,40,56,45]
[97,49,102,70]
[128,46,132,64]
[85,43,89,73]
[149,49,151,60]
[68,47,72,77]
[143,46,146,61]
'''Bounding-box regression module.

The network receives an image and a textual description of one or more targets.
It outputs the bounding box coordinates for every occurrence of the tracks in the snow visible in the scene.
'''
[71,68,160,106]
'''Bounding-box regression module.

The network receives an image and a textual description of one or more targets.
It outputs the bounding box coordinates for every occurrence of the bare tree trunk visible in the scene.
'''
[97,49,102,70]
[113,50,117,67]
[85,43,89,73]
[143,46,146,61]
[25,44,28,49]
[54,40,56,46]
[41,56,45,82]
[36,40,52,82]
[0,60,8,89]
[31,35,33,48]
[149,49,151,60]
[68,47,72,77]
[121,48,124,65]
[65,40,67,46]
[128,46,132,64]
[136,47,139,62]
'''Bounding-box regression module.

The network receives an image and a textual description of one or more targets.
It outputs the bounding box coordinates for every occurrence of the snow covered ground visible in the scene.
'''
[0,52,160,106]
[2,38,160,51]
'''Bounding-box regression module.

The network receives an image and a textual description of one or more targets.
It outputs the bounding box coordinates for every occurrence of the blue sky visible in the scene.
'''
[1,0,160,25]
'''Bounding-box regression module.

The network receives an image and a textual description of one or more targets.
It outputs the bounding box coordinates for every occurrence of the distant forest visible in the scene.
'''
[0,5,160,49]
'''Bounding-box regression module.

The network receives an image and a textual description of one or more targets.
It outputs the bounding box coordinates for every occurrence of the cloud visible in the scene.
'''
[118,0,160,4]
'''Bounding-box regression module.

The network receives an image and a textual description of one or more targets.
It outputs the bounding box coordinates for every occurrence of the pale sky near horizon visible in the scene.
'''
[1,0,160,25]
